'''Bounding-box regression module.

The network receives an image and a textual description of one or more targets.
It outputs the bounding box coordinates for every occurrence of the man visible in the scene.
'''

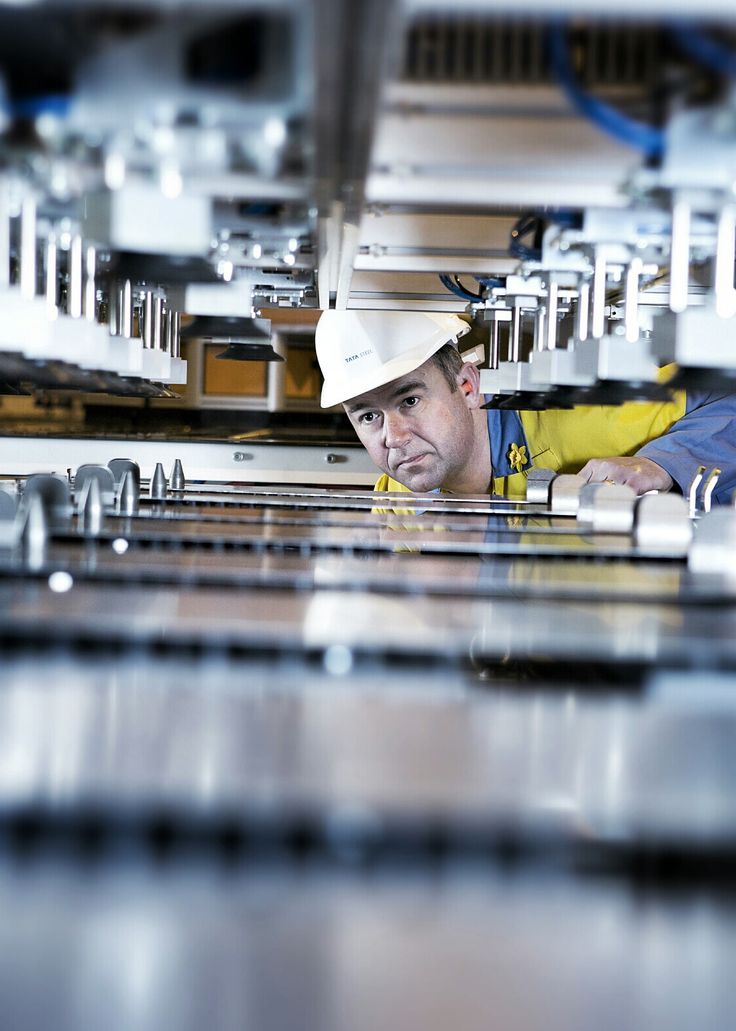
[316,309,736,502]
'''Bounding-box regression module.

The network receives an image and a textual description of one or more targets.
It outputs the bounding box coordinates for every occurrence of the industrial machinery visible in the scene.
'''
[2,3,736,1029]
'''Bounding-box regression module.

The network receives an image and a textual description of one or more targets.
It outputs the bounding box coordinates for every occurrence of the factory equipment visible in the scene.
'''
[3,3,736,1029]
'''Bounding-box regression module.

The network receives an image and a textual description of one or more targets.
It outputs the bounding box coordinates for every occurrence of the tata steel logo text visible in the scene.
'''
[344,349,372,364]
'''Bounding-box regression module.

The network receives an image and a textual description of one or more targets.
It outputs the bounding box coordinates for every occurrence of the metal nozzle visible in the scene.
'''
[688,465,707,518]
[19,493,48,570]
[170,459,185,492]
[150,462,167,500]
[703,468,722,514]
[119,470,139,516]
[80,477,104,536]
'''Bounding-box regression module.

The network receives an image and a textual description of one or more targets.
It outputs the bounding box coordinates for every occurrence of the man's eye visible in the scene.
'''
[403,396,420,408]
[359,411,378,425]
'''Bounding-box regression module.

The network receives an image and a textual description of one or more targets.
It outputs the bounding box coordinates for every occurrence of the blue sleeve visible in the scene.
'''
[637,390,736,504]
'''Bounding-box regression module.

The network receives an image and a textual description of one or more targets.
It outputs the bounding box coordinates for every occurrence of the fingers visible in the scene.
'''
[578,459,609,484]
[575,457,673,494]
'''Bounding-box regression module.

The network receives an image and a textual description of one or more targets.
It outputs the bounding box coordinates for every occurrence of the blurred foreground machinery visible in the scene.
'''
[3,4,736,1031]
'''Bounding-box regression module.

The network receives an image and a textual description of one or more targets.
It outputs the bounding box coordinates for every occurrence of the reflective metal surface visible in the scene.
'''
[0,475,734,1031]
[0,657,735,850]
[0,540,700,601]
[2,861,734,1031]
[1,575,735,667]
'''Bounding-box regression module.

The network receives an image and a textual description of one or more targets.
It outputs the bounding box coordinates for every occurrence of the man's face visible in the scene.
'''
[344,359,480,492]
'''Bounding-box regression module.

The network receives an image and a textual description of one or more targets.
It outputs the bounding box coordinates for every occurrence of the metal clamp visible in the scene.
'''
[689,507,736,576]
[635,493,693,553]
[578,482,636,533]
[526,467,556,505]
[550,473,587,516]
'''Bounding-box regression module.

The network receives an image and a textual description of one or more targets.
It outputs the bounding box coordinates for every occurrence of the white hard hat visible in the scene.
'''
[316,310,471,408]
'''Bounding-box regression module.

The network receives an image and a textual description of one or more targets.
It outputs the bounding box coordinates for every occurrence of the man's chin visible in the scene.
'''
[393,470,442,493]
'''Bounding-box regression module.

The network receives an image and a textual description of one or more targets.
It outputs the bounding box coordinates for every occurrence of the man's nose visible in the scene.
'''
[382,411,411,449]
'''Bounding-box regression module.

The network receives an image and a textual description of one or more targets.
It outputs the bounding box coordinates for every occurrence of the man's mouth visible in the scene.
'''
[394,453,428,473]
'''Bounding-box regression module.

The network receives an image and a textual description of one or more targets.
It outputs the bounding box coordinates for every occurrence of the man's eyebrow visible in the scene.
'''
[345,399,372,414]
[389,379,426,400]
[346,379,427,414]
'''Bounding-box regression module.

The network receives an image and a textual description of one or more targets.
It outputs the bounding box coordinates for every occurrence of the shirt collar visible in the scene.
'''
[486,408,530,476]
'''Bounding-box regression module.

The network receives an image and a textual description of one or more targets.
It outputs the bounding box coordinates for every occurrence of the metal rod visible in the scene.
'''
[143,291,153,349]
[163,308,171,353]
[669,197,691,314]
[121,280,132,338]
[84,245,96,321]
[172,311,180,359]
[546,280,558,351]
[511,305,521,362]
[267,332,286,412]
[490,316,500,370]
[68,234,83,318]
[0,183,10,288]
[624,258,643,343]
[714,206,736,319]
[591,252,607,339]
[108,280,119,337]
[19,195,37,301]
[45,235,57,313]
[534,307,546,353]
[153,296,163,350]
[576,279,590,342]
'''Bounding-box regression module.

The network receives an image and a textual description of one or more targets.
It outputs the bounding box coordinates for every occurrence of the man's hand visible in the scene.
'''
[578,456,673,494]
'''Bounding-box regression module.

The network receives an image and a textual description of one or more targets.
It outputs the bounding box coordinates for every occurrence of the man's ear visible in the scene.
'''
[456,362,482,409]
